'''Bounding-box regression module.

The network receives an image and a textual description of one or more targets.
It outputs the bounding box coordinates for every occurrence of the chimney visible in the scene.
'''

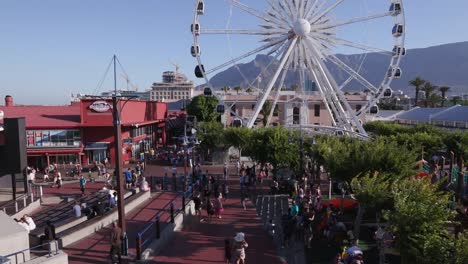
[5,95,13,107]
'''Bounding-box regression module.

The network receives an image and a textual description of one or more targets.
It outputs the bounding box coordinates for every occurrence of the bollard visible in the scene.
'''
[39,186,43,199]
[155,216,160,239]
[136,234,142,260]
[30,191,34,203]
[170,202,174,223]
[23,196,27,208]
[15,201,18,213]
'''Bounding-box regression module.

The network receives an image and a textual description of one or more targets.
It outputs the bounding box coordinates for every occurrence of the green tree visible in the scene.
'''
[197,121,224,159]
[245,87,254,94]
[351,172,392,243]
[223,127,252,158]
[385,178,453,263]
[290,84,299,91]
[186,95,219,122]
[423,82,437,107]
[259,100,274,127]
[409,77,425,107]
[233,86,242,94]
[451,96,461,105]
[439,86,450,107]
[454,232,468,264]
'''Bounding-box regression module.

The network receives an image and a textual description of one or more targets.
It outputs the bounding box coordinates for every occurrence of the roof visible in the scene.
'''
[430,105,468,122]
[377,110,403,119]
[0,104,81,129]
[167,99,191,111]
[396,107,444,122]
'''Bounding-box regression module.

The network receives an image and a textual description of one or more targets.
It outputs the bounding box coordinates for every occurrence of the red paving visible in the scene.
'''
[153,174,281,264]
[64,191,181,264]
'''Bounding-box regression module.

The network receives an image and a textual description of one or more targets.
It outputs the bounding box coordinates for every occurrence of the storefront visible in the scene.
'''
[0,96,167,170]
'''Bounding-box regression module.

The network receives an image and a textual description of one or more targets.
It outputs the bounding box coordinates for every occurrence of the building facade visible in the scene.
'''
[150,71,194,102]
[0,96,167,170]
[220,91,369,127]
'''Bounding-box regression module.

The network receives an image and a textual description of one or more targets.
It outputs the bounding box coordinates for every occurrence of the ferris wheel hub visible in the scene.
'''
[293,19,311,37]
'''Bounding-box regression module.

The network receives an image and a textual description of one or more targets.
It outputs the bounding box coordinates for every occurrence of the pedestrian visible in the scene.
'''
[124,168,132,189]
[73,201,81,218]
[222,181,229,201]
[79,175,87,195]
[139,176,150,192]
[240,187,247,211]
[56,172,62,188]
[40,221,56,244]
[15,218,30,232]
[231,232,248,264]
[206,197,215,223]
[110,222,122,264]
[193,193,202,222]
[224,239,232,264]
[214,193,224,219]
[22,214,36,231]
[223,162,228,180]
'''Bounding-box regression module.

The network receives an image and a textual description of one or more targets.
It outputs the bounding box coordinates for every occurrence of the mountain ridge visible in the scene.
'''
[204,41,468,96]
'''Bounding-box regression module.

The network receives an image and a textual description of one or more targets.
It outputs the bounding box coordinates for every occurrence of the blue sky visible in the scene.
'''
[0,0,467,105]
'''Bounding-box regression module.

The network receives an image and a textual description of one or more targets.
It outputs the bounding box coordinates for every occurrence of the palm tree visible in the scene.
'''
[409,77,425,107]
[439,86,450,107]
[233,86,242,95]
[451,96,461,105]
[223,86,230,95]
[422,82,437,107]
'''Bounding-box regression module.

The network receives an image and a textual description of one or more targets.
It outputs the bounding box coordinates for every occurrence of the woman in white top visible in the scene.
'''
[23,214,36,231]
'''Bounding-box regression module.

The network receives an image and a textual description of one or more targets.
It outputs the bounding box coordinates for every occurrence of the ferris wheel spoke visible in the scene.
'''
[266,51,294,127]
[307,0,328,20]
[305,0,320,20]
[314,11,393,30]
[228,0,271,24]
[304,37,364,131]
[247,37,298,128]
[298,0,305,19]
[200,29,283,35]
[204,36,288,75]
[327,54,379,93]
[325,35,392,55]
[309,0,345,24]
[266,0,293,27]
[277,0,295,21]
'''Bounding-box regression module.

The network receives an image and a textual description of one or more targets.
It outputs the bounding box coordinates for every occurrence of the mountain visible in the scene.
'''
[207,41,468,96]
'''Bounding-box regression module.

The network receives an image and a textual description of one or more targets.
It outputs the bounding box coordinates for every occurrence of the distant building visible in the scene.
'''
[150,71,194,102]
[394,105,468,129]
[100,90,151,100]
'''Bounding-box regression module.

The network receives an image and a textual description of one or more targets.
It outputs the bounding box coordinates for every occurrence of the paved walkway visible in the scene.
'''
[153,174,282,264]
[64,191,181,264]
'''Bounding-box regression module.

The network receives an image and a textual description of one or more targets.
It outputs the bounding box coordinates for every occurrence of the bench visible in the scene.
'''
[58,189,148,247]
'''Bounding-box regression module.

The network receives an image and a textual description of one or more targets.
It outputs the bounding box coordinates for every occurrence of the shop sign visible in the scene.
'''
[89,101,112,113]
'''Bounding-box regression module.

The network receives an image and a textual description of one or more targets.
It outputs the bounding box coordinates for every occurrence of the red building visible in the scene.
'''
[0,96,167,169]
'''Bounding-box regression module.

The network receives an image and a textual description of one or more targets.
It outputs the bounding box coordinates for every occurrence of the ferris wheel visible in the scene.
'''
[191,0,405,138]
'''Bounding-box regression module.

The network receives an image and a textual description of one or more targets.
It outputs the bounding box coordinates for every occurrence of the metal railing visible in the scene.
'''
[2,240,59,263]
[1,185,43,216]
[135,180,198,260]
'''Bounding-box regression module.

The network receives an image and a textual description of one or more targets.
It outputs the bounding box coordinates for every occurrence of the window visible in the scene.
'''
[293,107,300,124]
[26,130,81,148]
[356,104,362,111]
[314,104,320,117]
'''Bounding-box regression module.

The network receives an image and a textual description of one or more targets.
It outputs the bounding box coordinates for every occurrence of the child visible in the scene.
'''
[224,239,231,264]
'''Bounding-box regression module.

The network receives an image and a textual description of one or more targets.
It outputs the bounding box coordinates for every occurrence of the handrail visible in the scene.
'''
[3,241,59,262]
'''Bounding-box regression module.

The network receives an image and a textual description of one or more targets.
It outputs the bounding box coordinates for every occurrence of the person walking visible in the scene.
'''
[193,193,202,222]
[79,175,87,196]
[214,193,224,219]
[110,222,122,264]
[231,232,248,264]
[206,197,215,223]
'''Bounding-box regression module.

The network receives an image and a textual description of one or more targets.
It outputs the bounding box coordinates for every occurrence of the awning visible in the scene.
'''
[84,143,109,150]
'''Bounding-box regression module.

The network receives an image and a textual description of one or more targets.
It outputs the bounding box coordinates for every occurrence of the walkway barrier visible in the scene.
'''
[2,240,59,263]
[1,185,43,216]
[135,180,198,260]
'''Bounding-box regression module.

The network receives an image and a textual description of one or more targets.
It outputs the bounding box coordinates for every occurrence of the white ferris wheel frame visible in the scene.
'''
[191,0,406,139]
